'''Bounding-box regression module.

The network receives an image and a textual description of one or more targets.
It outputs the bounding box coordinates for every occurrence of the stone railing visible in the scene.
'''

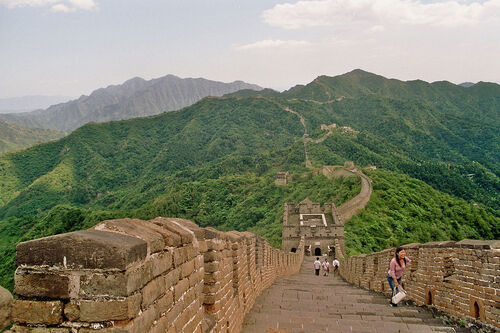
[8,217,305,332]
[340,240,500,329]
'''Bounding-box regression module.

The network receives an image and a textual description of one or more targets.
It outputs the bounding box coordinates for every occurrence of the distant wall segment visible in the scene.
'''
[340,240,500,329]
[10,217,305,332]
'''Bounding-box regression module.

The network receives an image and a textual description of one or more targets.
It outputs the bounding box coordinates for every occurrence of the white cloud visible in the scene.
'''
[234,39,311,51]
[262,0,500,29]
[0,0,97,11]
[68,0,95,10]
[0,0,59,7]
[51,3,73,12]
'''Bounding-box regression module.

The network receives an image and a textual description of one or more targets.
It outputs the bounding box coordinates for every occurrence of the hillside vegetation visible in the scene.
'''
[0,69,498,290]
[0,120,66,155]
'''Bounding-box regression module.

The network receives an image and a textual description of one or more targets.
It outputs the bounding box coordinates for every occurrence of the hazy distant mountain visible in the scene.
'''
[459,82,475,88]
[0,120,66,155]
[0,75,262,131]
[0,95,74,114]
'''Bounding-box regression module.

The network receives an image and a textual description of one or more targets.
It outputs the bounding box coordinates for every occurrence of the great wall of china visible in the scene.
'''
[0,105,498,332]
[1,165,498,332]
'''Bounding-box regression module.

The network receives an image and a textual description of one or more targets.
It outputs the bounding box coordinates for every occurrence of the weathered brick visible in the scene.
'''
[12,300,63,325]
[174,278,190,301]
[14,269,71,299]
[79,293,141,322]
[141,276,166,309]
[181,260,195,278]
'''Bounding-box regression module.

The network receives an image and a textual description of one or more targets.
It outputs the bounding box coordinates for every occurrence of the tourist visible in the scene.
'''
[332,258,340,276]
[314,257,321,276]
[387,247,411,307]
[322,258,330,276]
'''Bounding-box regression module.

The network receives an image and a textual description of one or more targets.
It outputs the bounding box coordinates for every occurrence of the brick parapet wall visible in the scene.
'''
[9,217,305,332]
[340,239,500,329]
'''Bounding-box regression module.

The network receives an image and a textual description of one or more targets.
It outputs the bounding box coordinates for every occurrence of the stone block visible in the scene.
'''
[141,276,166,310]
[174,278,190,301]
[181,260,195,278]
[0,286,13,330]
[80,271,128,297]
[79,293,141,322]
[165,267,181,290]
[151,218,193,244]
[138,220,181,247]
[16,230,146,270]
[94,218,165,254]
[12,300,63,325]
[14,269,70,299]
[155,289,174,315]
[125,253,172,293]
[63,302,79,321]
[173,219,205,240]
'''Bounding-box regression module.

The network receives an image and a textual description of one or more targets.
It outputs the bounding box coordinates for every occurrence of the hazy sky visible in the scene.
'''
[1,0,499,98]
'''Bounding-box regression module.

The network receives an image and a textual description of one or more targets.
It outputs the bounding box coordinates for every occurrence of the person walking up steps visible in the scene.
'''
[322,257,330,276]
[332,258,339,277]
[387,247,411,307]
[314,257,321,276]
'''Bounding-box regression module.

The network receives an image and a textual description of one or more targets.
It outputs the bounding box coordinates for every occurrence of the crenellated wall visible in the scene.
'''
[7,217,305,332]
[340,239,500,329]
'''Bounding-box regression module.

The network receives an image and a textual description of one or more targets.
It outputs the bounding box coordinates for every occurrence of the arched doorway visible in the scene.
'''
[291,248,297,253]
[314,248,322,256]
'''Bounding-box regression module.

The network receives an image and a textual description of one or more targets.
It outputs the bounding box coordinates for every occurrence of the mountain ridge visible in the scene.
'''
[0,75,262,131]
[0,70,498,291]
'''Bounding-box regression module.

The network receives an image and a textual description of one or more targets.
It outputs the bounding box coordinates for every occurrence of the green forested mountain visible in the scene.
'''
[0,120,67,155]
[0,70,498,290]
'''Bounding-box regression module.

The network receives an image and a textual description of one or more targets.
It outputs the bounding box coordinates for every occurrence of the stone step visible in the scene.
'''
[241,257,459,333]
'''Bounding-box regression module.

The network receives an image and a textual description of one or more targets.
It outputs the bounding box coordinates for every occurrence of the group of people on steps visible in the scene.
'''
[313,247,410,307]
[313,257,339,276]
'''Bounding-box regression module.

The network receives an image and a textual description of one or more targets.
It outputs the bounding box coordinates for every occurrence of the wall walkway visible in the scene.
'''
[241,256,458,332]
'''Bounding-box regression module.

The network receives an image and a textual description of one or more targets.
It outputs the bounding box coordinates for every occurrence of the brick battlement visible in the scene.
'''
[4,217,305,332]
[340,240,500,330]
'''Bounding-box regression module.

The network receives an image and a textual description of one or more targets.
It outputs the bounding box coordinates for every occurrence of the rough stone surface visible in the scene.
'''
[14,269,70,299]
[78,293,142,321]
[0,286,13,330]
[94,218,165,254]
[12,300,63,325]
[16,229,147,269]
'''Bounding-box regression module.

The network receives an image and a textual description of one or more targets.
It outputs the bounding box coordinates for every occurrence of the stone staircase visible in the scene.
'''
[241,256,461,333]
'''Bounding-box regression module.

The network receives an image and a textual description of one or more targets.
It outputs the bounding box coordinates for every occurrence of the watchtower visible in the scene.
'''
[282,198,345,257]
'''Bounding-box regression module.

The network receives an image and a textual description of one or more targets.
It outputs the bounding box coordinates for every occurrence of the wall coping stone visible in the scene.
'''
[16,230,147,270]
[455,239,500,249]
[422,241,456,248]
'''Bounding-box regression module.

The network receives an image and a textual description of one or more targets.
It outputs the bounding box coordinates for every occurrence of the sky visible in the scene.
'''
[1,0,499,98]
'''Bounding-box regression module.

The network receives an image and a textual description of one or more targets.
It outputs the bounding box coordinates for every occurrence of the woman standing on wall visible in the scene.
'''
[387,247,410,306]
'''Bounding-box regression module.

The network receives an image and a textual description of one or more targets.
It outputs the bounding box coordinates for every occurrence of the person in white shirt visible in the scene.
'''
[314,257,321,276]
[332,258,340,276]
[322,258,330,276]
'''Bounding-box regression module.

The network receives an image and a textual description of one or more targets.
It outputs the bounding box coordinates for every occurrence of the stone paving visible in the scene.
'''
[241,256,457,333]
